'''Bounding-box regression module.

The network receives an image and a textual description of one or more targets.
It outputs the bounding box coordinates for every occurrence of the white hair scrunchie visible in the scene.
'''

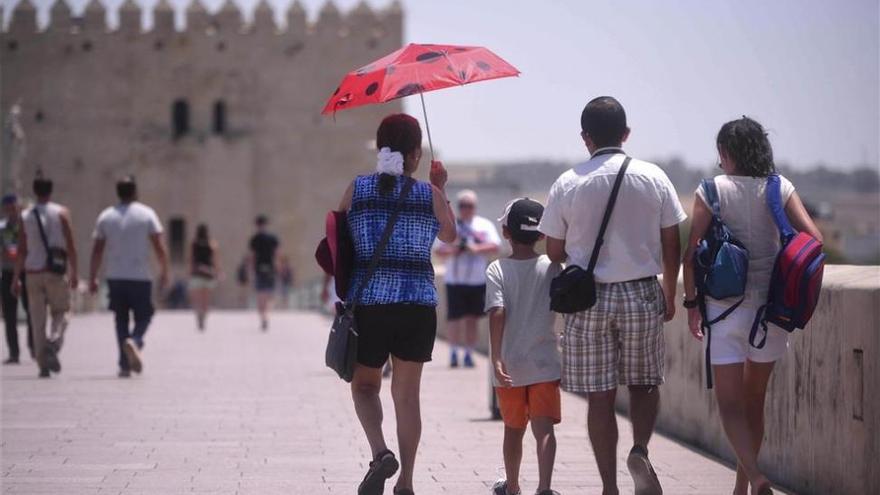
[377,147,404,176]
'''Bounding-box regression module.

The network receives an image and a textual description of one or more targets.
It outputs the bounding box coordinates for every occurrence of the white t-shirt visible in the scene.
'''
[443,215,501,286]
[485,255,563,387]
[695,174,796,307]
[93,202,163,281]
[539,152,688,283]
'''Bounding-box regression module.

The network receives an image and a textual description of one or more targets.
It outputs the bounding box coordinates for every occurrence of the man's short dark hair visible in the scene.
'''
[32,175,53,198]
[255,215,268,227]
[580,96,628,148]
[116,175,137,201]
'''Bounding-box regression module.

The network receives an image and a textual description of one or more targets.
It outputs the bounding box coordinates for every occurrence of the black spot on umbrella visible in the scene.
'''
[365,82,379,96]
[476,61,491,71]
[416,51,443,62]
[396,83,424,98]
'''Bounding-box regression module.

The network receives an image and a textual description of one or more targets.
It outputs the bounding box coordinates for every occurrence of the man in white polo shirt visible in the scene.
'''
[539,97,686,495]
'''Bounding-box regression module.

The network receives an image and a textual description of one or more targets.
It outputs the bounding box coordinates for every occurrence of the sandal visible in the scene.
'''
[357,450,399,495]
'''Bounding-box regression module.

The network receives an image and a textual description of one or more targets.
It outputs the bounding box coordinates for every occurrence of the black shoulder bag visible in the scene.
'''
[325,177,415,382]
[550,156,630,313]
[33,207,68,276]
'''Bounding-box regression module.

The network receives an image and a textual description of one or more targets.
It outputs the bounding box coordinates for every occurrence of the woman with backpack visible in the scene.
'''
[682,117,823,495]
[336,113,456,495]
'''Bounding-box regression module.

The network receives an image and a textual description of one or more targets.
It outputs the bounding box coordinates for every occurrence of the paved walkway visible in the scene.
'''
[2,311,746,494]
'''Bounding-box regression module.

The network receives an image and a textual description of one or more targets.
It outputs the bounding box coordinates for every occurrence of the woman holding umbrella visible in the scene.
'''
[337,113,455,495]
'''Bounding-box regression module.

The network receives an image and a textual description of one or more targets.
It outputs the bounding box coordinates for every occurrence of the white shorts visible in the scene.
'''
[705,301,789,365]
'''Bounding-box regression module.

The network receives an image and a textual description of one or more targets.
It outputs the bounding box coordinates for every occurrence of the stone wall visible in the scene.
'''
[435,264,880,494]
[0,0,403,306]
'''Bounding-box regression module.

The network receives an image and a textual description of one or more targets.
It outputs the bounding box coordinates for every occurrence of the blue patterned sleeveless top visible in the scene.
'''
[347,174,440,306]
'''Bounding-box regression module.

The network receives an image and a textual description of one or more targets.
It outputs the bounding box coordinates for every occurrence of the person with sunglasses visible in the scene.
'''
[434,190,501,368]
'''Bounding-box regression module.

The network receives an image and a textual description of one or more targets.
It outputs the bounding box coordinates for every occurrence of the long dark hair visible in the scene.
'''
[376,113,422,195]
[716,116,775,177]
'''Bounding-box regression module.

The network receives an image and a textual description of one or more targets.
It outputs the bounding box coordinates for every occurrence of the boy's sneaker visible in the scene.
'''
[626,445,663,495]
[491,479,520,495]
[358,449,399,495]
[463,352,475,368]
[123,338,143,374]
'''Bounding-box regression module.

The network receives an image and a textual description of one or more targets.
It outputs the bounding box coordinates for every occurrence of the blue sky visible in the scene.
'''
[5,0,879,169]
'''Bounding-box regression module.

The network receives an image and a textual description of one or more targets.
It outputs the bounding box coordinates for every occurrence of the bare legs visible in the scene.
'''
[531,417,557,492]
[587,389,619,495]
[501,417,557,494]
[190,287,211,330]
[586,386,660,495]
[256,291,272,329]
[351,359,425,492]
[713,362,773,494]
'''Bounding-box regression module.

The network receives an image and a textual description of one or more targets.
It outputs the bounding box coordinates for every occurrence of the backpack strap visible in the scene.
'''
[766,174,797,243]
[701,178,722,219]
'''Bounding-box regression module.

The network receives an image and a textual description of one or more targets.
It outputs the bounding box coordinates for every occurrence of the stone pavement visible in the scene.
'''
[2,311,757,494]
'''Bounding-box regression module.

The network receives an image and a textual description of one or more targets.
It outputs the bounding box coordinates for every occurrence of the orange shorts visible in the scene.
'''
[495,380,562,429]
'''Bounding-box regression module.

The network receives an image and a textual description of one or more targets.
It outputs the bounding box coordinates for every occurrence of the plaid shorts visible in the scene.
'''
[561,278,666,393]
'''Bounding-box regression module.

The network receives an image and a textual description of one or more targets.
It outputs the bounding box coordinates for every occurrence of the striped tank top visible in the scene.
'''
[347,174,440,306]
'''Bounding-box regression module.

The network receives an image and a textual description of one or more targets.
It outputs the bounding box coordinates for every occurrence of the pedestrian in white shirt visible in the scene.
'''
[88,176,169,378]
[538,97,687,495]
[434,190,500,368]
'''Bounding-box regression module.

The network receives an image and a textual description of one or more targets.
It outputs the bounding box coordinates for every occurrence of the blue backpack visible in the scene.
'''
[694,178,750,388]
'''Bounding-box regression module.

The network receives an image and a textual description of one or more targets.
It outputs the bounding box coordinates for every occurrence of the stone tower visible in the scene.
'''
[0,0,404,307]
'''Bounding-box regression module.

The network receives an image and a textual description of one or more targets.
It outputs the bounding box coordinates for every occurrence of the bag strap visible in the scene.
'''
[32,206,54,258]
[347,177,415,312]
[586,156,631,274]
[766,174,796,243]
[701,178,722,218]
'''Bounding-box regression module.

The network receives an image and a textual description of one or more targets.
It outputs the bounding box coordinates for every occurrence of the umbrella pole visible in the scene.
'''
[419,92,435,161]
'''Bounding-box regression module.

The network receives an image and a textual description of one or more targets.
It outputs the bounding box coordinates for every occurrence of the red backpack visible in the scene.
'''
[749,175,826,348]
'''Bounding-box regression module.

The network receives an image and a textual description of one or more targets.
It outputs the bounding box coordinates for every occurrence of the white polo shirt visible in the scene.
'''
[538,149,687,283]
[93,202,163,281]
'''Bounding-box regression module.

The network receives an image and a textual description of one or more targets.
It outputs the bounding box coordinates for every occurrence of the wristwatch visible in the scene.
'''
[682,298,698,309]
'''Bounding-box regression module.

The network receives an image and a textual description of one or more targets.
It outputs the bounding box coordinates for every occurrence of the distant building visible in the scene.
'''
[1,0,403,306]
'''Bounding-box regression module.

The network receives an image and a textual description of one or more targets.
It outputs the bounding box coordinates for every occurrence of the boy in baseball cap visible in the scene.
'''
[486,198,564,495]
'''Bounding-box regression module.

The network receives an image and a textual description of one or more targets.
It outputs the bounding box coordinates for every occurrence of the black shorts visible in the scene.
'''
[354,304,437,368]
[255,269,276,292]
[446,284,487,320]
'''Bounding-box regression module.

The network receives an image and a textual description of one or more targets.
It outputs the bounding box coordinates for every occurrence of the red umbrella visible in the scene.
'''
[322,43,520,158]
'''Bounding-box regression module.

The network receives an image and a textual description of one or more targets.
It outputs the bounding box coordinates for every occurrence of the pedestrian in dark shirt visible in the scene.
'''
[248,215,279,330]
[0,194,33,364]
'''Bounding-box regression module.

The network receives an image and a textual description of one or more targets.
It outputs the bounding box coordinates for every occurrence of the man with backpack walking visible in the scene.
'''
[13,175,78,378]
[538,97,686,495]
[88,176,169,378]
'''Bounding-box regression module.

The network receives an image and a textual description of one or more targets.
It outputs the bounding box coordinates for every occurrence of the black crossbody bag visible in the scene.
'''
[550,155,630,313]
[33,207,68,276]
[325,177,415,382]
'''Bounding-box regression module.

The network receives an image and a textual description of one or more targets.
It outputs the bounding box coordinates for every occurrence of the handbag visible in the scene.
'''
[315,209,355,300]
[550,155,630,313]
[325,177,415,382]
[33,206,68,276]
